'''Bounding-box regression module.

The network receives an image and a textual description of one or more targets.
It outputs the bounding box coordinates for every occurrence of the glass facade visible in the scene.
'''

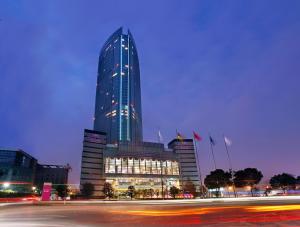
[94,27,143,144]
[106,177,180,198]
[104,157,180,176]
[0,149,37,192]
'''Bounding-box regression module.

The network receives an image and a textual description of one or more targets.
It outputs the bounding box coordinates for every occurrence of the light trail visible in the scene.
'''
[247,205,300,212]
[111,204,300,217]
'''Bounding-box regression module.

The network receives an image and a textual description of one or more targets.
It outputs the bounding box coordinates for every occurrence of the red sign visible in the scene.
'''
[41,182,52,201]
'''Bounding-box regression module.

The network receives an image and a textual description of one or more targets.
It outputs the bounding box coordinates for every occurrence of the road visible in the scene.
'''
[1,197,300,226]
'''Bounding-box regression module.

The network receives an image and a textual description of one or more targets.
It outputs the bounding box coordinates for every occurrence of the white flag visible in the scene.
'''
[224,136,232,146]
[158,130,163,143]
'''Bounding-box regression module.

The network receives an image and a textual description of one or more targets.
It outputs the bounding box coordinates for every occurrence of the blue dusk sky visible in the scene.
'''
[0,0,300,184]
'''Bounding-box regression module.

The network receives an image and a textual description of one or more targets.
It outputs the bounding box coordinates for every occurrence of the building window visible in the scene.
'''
[116,158,122,173]
[162,161,167,175]
[157,161,161,174]
[134,159,140,174]
[166,160,172,175]
[128,158,134,174]
[172,161,179,175]
[104,157,179,176]
[122,158,128,174]
[145,159,151,174]
[152,160,158,174]
[140,159,146,174]
[109,158,115,173]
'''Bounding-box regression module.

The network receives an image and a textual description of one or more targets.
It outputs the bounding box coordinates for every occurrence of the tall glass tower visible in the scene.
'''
[93,27,143,144]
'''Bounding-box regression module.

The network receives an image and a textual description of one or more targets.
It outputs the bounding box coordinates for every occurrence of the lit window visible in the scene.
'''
[128,158,134,174]
[105,44,111,52]
[145,160,151,174]
[166,160,172,175]
[152,160,158,174]
[140,159,146,174]
[171,161,179,175]
[157,161,161,174]
[134,159,140,174]
[116,158,121,173]
[105,158,110,173]
[162,161,167,175]
[122,158,128,174]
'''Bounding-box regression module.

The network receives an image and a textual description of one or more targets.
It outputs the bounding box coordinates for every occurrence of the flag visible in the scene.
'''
[177,132,184,142]
[158,130,163,143]
[209,136,216,146]
[224,136,232,146]
[193,131,202,141]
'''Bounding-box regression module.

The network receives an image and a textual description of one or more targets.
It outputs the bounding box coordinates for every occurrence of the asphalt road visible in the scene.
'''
[1,197,300,226]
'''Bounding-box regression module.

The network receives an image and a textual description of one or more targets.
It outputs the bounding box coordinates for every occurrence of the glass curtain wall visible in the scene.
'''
[104,157,179,175]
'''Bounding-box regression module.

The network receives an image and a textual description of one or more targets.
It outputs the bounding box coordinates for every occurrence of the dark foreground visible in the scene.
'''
[1,198,300,226]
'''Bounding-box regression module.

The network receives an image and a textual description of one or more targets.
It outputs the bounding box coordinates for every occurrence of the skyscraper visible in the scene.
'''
[80,27,200,197]
[93,27,143,144]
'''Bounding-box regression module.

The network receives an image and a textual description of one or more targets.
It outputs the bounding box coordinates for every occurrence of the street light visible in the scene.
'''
[32,186,36,191]
[3,182,10,188]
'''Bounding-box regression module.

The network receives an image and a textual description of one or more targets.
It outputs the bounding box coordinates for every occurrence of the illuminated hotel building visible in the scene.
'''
[93,27,143,144]
[80,28,200,197]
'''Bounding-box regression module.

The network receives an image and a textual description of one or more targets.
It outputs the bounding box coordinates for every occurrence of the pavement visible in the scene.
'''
[1,196,300,226]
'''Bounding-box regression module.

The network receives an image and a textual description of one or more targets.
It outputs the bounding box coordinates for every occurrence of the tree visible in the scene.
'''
[270,173,297,193]
[103,182,114,199]
[55,185,69,199]
[169,186,180,198]
[155,189,160,198]
[183,180,197,198]
[81,183,95,197]
[142,189,148,198]
[148,188,155,198]
[127,185,135,200]
[135,189,143,199]
[297,176,300,185]
[204,169,232,197]
[234,168,263,197]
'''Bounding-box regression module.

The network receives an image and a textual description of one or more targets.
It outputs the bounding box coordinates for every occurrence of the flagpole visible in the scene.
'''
[193,138,204,198]
[223,134,233,171]
[223,134,237,198]
[157,129,160,143]
[209,134,217,170]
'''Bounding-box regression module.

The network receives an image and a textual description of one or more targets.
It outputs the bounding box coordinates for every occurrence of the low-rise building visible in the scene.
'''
[80,129,200,197]
[34,164,70,189]
[0,148,70,193]
[0,148,37,192]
